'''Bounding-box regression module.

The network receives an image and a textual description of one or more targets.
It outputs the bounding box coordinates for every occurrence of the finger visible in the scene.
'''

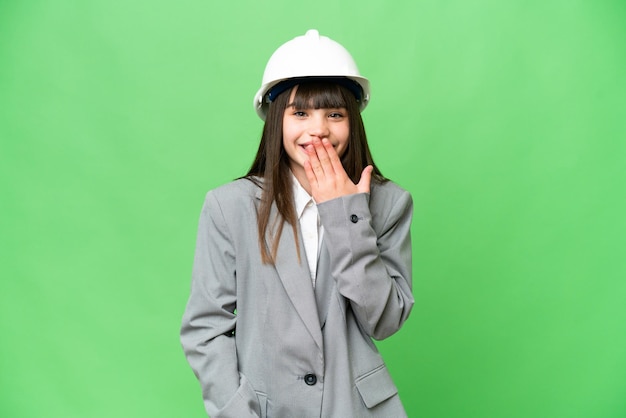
[304,159,318,188]
[312,138,333,174]
[356,165,373,194]
[321,138,344,176]
[306,144,325,178]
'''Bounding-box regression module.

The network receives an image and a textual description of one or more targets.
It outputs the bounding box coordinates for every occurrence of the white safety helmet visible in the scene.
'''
[253,29,371,120]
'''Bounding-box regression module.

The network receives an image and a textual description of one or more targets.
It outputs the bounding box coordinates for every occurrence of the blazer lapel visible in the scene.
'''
[264,199,323,350]
[314,243,335,328]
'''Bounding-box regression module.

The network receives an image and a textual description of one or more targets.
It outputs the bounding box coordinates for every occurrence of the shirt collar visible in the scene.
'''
[291,171,314,219]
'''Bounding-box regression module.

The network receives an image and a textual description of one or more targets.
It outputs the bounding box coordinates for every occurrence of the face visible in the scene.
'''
[282,87,350,180]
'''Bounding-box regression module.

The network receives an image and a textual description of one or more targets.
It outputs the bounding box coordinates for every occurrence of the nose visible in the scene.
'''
[307,113,329,139]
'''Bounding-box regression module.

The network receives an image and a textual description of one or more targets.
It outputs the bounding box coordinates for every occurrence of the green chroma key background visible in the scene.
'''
[1,1,625,417]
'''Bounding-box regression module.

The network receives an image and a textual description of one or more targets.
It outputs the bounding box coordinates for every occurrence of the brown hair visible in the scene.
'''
[245,81,387,264]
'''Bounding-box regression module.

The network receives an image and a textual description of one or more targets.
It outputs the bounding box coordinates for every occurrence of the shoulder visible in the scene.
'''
[369,180,413,221]
[203,177,263,211]
[370,180,412,204]
[207,177,262,200]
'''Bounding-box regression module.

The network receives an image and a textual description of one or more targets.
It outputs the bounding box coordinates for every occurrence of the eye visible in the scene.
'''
[327,108,347,119]
[293,110,307,117]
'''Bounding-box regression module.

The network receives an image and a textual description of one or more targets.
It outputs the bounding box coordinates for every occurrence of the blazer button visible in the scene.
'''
[304,373,317,386]
[350,214,359,223]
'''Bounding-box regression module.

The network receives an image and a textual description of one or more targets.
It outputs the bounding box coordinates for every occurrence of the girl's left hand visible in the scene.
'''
[304,137,373,203]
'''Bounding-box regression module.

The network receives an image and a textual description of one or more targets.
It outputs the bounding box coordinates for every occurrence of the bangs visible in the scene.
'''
[289,82,351,109]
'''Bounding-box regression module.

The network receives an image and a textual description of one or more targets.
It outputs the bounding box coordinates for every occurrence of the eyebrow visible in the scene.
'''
[286,103,346,109]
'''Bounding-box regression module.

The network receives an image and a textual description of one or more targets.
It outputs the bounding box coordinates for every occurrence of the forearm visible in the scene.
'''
[318,190,414,340]
[181,286,240,413]
[180,191,261,417]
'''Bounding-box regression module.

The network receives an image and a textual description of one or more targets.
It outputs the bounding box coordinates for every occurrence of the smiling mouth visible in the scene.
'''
[298,142,337,150]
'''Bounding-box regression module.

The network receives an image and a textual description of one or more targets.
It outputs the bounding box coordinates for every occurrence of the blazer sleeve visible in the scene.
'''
[317,186,414,340]
[180,191,261,418]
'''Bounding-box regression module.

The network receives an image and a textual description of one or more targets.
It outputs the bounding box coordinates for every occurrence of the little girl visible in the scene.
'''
[181,29,414,418]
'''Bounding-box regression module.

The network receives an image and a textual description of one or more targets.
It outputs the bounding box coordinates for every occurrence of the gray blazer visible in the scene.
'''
[180,177,414,418]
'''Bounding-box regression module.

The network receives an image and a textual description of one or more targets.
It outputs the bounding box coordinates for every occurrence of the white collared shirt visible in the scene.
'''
[292,173,324,287]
